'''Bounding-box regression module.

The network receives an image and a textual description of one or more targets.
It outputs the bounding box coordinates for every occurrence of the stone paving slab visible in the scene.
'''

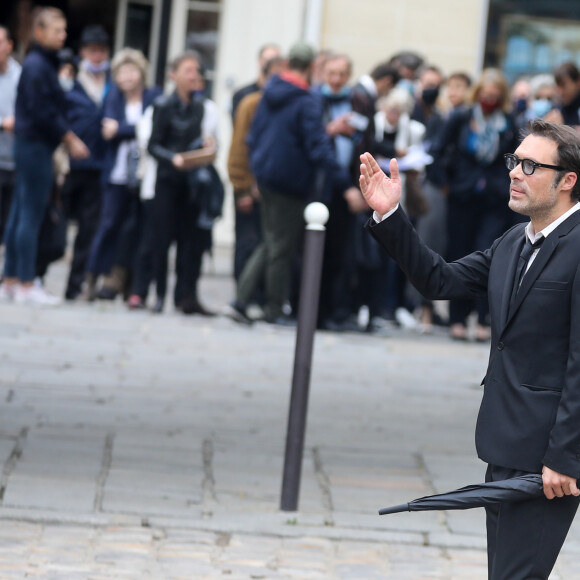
[0,250,577,578]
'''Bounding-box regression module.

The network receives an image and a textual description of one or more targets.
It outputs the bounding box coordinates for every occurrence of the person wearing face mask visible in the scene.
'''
[314,53,369,331]
[60,25,111,301]
[524,74,557,125]
[410,66,449,332]
[431,68,518,341]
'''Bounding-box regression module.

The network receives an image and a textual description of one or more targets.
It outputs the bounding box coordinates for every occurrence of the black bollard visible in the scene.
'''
[280,202,329,512]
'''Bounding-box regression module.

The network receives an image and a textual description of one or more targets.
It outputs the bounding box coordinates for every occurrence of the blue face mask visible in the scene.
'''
[397,78,415,96]
[531,98,552,119]
[82,59,110,74]
[59,76,74,92]
[320,83,350,98]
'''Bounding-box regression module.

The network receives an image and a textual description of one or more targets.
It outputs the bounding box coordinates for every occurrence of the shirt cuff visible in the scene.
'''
[373,203,399,223]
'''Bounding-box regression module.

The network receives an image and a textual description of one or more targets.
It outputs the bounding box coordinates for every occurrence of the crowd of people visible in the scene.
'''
[1,7,580,339]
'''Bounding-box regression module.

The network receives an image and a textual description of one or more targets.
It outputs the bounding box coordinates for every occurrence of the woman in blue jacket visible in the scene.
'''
[84,48,161,300]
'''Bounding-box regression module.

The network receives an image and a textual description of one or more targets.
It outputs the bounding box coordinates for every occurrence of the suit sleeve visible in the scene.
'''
[543,261,580,479]
[367,206,494,300]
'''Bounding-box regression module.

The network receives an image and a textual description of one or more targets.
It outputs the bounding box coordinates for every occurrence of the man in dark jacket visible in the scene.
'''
[226,42,357,325]
[61,25,111,300]
[360,120,580,579]
[1,7,88,305]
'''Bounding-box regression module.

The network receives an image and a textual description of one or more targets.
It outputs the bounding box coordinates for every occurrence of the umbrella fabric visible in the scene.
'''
[379,473,544,515]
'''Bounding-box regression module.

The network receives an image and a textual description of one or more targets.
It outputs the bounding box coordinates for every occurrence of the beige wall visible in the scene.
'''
[187,0,490,245]
[319,0,488,79]
[212,0,309,244]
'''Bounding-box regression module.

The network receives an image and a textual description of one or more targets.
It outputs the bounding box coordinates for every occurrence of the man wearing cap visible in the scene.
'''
[226,42,359,325]
[61,24,111,300]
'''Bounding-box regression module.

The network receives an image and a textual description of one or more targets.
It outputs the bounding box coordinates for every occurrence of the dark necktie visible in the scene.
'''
[509,235,545,313]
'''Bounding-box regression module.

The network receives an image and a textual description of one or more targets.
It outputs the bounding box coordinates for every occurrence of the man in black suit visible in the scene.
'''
[359,119,580,580]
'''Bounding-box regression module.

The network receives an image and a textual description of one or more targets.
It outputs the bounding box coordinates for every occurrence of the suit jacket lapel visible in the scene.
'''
[502,209,580,329]
[505,235,559,325]
[500,236,525,328]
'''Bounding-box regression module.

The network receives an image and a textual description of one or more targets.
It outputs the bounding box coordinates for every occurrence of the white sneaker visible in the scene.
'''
[395,307,419,330]
[0,283,15,302]
[15,285,62,306]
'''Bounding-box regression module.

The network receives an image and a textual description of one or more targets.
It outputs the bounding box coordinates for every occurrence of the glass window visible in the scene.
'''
[485,0,580,83]
[125,2,154,59]
[186,1,222,96]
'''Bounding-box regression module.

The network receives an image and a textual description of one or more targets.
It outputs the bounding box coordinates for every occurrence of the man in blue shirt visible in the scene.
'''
[0,7,88,305]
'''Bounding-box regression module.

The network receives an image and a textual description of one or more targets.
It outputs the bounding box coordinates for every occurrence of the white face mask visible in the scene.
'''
[59,76,74,92]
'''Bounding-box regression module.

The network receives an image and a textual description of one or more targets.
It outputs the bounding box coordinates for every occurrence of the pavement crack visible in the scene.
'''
[202,437,217,518]
[415,451,452,533]
[0,427,28,505]
[312,446,334,524]
[93,432,114,513]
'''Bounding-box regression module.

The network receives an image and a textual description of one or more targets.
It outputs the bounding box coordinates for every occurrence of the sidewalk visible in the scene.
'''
[0,247,578,579]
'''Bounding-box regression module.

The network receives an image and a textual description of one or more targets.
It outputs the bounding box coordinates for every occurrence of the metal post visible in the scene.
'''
[280,202,329,512]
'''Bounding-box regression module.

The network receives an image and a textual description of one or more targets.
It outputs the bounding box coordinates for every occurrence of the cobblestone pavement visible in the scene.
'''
[0,249,578,579]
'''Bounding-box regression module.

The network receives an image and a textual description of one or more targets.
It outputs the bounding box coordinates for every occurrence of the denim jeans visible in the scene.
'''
[3,137,54,282]
[86,183,132,276]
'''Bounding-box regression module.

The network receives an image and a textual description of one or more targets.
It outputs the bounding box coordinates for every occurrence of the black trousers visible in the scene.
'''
[152,178,205,305]
[61,169,102,296]
[485,464,579,580]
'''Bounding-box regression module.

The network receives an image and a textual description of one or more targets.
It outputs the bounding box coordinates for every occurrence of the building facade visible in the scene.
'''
[4,0,580,242]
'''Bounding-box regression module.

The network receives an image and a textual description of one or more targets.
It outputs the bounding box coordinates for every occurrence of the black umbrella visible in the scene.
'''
[379,473,544,515]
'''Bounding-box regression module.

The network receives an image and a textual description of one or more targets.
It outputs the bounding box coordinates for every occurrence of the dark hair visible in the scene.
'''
[554,62,580,86]
[448,71,472,87]
[389,51,424,72]
[527,119,580,200]
[170,49,201,72]
[370,62,400,84]
[58,47,77,72]
[419,65,443,80]
[0,25,12,42]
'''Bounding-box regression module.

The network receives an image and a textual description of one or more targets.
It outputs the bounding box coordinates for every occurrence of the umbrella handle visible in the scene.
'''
[378,503,410,515]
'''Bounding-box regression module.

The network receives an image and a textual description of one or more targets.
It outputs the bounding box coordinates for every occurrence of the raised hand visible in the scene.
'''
[359,153,402,217]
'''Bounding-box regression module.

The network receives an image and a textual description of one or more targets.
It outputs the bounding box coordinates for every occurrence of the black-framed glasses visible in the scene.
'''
[504,153,568,176]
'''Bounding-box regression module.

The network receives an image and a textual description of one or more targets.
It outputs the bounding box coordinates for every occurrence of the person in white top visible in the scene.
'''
[84,48,161,301]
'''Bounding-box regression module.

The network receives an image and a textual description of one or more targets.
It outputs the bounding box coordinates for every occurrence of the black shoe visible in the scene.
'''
[151,298,164,313]
[97,286,117,301]
[180,297,217,317]
[224,302,253,325]
[65,288,80,301]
